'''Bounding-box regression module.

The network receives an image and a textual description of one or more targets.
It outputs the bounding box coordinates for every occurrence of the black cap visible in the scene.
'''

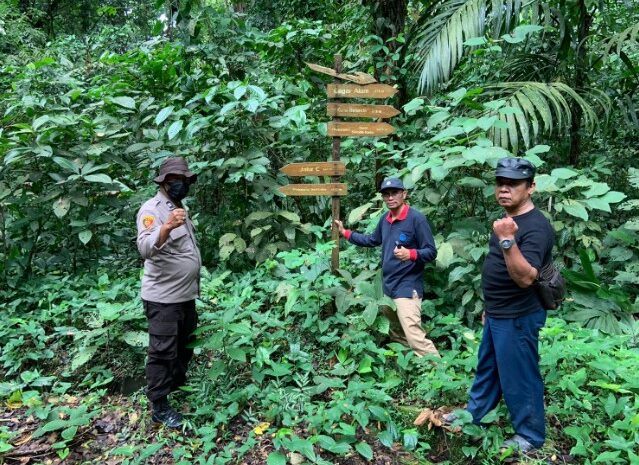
[154,157,197,184]
[379,177,405,192]
[495,157,535,180]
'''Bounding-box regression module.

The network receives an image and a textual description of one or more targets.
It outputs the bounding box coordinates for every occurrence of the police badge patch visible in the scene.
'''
[142,215,155,229]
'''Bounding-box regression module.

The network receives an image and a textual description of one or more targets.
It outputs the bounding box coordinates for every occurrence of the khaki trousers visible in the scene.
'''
[383,296,439,357]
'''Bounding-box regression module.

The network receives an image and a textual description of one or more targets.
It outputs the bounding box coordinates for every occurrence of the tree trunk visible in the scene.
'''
[569,0,593,166]
[364,0,408,189]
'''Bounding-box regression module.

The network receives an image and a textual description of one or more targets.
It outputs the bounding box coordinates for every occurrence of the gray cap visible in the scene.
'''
[154,157,197,184]
[379,177,405,192]
[495,157,535,180]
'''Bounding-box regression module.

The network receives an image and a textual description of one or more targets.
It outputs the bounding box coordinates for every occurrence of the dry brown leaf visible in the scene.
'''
[13,433,32,447]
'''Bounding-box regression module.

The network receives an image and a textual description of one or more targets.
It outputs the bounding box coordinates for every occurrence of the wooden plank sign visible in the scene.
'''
[327,83,398,99]
[306,63,377,85]
[280,162,346,177]
[279,183,347,197]
[327,103,400,119]
[327,122,395,137]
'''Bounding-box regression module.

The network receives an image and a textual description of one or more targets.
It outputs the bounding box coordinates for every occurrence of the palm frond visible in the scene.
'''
[414,0,487,94]
[482,82,607,153]
[603,22,639,59]
[413,0,542,93]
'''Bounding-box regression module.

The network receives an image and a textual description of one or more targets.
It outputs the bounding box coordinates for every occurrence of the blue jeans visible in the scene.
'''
[467,309,546,447]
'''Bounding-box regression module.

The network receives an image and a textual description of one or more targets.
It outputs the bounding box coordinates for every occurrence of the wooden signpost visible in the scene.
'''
[305,62,376,85]
[278,183,347,197]
[278,57,401,273]
[280,162,346,177]
[327,122,395,137]
[327,103,400,119]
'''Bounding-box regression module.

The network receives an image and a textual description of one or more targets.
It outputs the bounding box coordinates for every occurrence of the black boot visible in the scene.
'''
[151,397,183,428]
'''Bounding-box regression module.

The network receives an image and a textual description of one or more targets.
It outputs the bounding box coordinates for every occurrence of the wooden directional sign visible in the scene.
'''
[327,103,400,119]
[280,162,346,177]
[279,183,347,197]
[327,83,398,99]
[306,62,377,85]
[327,121,395,137]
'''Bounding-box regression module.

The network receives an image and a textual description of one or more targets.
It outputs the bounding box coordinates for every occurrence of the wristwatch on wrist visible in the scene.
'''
[499,239,514,250]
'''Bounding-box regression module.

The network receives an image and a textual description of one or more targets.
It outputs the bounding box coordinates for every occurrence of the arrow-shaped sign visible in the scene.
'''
[280,162,346,177]
[279,183,347,197]
[327,103,400,119]
[306,62,377,85]
[327,84,398,99]
[327,122,395,137]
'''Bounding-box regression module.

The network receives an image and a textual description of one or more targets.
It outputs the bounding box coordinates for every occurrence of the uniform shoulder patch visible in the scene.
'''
[142,215,156,229]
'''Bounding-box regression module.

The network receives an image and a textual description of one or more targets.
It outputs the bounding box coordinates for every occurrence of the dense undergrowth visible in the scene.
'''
[1,244,638,464]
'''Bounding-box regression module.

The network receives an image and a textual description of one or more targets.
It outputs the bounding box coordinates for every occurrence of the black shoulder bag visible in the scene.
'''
[535,262,566,310]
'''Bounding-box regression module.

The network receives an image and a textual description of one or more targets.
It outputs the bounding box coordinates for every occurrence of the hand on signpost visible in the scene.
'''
[334,219,346,236]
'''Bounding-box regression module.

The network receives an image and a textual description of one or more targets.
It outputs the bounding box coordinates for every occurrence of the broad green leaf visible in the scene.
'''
[123,331,148,347]
[167,120,183,140]
[583,182,610,198]
[403,98,424,114]
[53,197,71,218]
[355,441,373,461]
[436,242,454,269]
[525,145,550,155]
[427,111,450,129]
[111,96,136,110]
[53,156,79,174]
[348,203,373,224]
[78,230,92,244]
[279,211,300,223]
[61,426,78,441]
[464,37,487,46]
[362,302,378,327]
[84,174,113,184]
[155,106,174,125]
[585,197,611,212]
[226,347,247,362]
[599,191,626,204]
[561,200,589,220]
[33,115,50,130]
[551,168,579,180]
[267,452,286,465]
[71,346,97,371]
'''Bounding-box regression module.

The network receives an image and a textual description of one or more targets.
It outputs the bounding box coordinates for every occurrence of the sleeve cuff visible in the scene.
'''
[343,230,352,240]
[409,249,417,261]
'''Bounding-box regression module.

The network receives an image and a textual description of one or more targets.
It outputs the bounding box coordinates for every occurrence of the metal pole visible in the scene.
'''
[331,53,343,273]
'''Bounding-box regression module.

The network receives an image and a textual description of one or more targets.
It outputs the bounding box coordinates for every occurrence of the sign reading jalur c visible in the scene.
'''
[280,162,346,177]
[278,183,347,197]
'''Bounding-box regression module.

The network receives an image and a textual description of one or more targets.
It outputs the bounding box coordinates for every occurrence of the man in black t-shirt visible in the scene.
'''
[444,158,554,453]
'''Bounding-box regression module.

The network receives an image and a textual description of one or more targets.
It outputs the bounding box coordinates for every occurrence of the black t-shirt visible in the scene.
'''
[481,208,554,318]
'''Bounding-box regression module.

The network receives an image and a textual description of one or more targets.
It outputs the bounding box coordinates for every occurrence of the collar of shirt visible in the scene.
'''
[386,204,409,224]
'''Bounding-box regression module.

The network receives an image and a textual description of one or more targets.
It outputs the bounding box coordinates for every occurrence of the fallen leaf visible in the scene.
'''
[252,422,270,435]
[289,452,305,465]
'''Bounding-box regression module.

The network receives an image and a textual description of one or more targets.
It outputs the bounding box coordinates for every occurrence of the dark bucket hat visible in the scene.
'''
[495,157,535,180]
[153,157,197,184]
[379,177,405,192]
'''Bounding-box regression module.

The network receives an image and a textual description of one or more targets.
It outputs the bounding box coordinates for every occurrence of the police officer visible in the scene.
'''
[335,178,439,357]
[136,157,201,428]
[444,158,554,453]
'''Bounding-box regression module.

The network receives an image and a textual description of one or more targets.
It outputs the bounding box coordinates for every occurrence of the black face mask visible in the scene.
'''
[165,180,190,202]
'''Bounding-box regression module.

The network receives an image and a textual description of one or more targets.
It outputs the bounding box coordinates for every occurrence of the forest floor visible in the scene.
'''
[0,394,410,465]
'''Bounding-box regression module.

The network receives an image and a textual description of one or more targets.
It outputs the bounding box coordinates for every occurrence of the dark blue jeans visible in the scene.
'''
[467,309,546,447]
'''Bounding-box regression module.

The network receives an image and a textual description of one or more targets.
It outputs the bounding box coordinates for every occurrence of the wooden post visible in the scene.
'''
[331,53,342,273]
